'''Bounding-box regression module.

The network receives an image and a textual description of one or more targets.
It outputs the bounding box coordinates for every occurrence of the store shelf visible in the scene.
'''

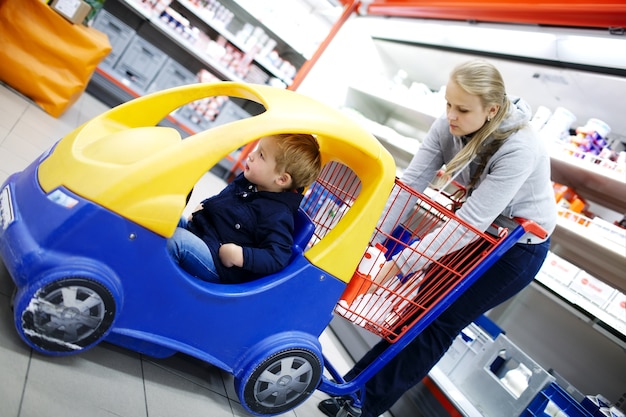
[105,0,304,87]
[346,84,441,130]
[548,141,626,213]
[545,141,626,294]
[344,84,440,170]
[214,0,307,68]
[550,218,626,294]
[151,17,244,81]
[533,274,626,345]
[340,108,419,172]
[175,0,293,84]
[117,0,245,82]
[89,65,200,137]
[119,0,154,18]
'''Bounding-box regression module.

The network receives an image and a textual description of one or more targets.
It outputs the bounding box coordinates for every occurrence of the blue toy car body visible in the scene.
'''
[0,82,396,415]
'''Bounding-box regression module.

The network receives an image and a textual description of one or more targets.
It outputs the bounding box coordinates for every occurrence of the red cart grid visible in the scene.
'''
[302,164,546,343]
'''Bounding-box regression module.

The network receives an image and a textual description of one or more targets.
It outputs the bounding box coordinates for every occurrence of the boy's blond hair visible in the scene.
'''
[271,133,321,190]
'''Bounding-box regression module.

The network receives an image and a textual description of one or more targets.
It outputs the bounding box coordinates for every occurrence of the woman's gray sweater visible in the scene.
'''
[380,97,557,274]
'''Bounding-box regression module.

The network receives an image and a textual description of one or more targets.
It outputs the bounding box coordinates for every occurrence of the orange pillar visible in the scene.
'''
[289,0,361,91]
[226,0,360,181]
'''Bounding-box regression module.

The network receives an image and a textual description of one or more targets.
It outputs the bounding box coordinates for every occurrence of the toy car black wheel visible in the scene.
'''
[16,277,116,354]
[239,348,322,415]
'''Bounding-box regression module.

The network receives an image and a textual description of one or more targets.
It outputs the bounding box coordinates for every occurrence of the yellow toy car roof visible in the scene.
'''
[38,82,396,282]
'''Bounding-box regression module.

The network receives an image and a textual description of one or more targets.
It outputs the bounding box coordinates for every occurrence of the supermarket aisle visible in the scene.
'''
[0,82,358,417]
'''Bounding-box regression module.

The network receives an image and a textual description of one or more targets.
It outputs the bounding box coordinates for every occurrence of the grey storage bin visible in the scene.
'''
[175,104,213,132]
[211,100,252,127]
[92,10,135,67]
[113,36,168,91]
[147,58,197,94]
[437,322,494,377]
[453,334,555,417]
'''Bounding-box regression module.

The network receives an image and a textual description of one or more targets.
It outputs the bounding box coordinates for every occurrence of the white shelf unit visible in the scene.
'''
[88,0,313,158]
[173,0,300,85]
[116,0,305,86]
[343,84,440,170]
[548,140,626,214]
[89,0,310,108]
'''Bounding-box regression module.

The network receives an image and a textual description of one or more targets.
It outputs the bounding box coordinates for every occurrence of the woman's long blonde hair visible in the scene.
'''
[443,60,522,187]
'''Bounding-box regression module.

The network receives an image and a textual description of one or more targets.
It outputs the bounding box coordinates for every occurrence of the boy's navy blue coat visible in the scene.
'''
[188,173,303,284]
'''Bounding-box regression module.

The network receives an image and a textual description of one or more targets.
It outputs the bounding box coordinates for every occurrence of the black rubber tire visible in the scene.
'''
[241,348,322,415]
[17,277,116,354]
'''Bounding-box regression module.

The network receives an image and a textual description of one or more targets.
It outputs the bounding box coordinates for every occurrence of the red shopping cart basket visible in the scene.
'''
[334,179,523,342]
[301,166,546,344]
[308,171,548,404]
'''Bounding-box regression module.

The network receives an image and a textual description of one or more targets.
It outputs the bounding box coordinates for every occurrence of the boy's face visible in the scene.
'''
[244,136,289,192]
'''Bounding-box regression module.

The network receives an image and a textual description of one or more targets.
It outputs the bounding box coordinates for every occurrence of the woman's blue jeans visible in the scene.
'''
[345,238,551,417]
[167,218,220,283]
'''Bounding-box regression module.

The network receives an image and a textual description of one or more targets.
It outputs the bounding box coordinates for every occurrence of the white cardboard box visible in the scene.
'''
[540,251,580,286]
[569,270,616,308]
[604,291,626,322]
[50,0,92,24]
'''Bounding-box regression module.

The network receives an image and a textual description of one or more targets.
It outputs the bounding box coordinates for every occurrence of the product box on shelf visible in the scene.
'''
[244,64,270,85]
[453,334,555,417]
[588,216,626,247]
[569,270,617,308]
[50,0,92,24]
[520,383,593,417]
[540,251,581,287]
[604,291,626,322]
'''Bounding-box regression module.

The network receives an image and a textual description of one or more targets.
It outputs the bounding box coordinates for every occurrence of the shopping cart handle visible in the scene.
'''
[513,217,549,239]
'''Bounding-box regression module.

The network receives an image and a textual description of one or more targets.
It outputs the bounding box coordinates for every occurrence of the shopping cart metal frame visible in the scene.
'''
[303,173,547,411]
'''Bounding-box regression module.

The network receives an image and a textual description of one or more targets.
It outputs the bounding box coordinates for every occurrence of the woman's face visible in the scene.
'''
[445,79,495,137]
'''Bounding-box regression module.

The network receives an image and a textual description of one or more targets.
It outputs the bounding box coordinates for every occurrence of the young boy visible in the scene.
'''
[167,133,321,284]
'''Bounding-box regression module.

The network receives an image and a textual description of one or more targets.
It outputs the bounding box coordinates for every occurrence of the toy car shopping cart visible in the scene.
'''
[0,79,546,417]
[302,168,548,413]
[0,81,400,417]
